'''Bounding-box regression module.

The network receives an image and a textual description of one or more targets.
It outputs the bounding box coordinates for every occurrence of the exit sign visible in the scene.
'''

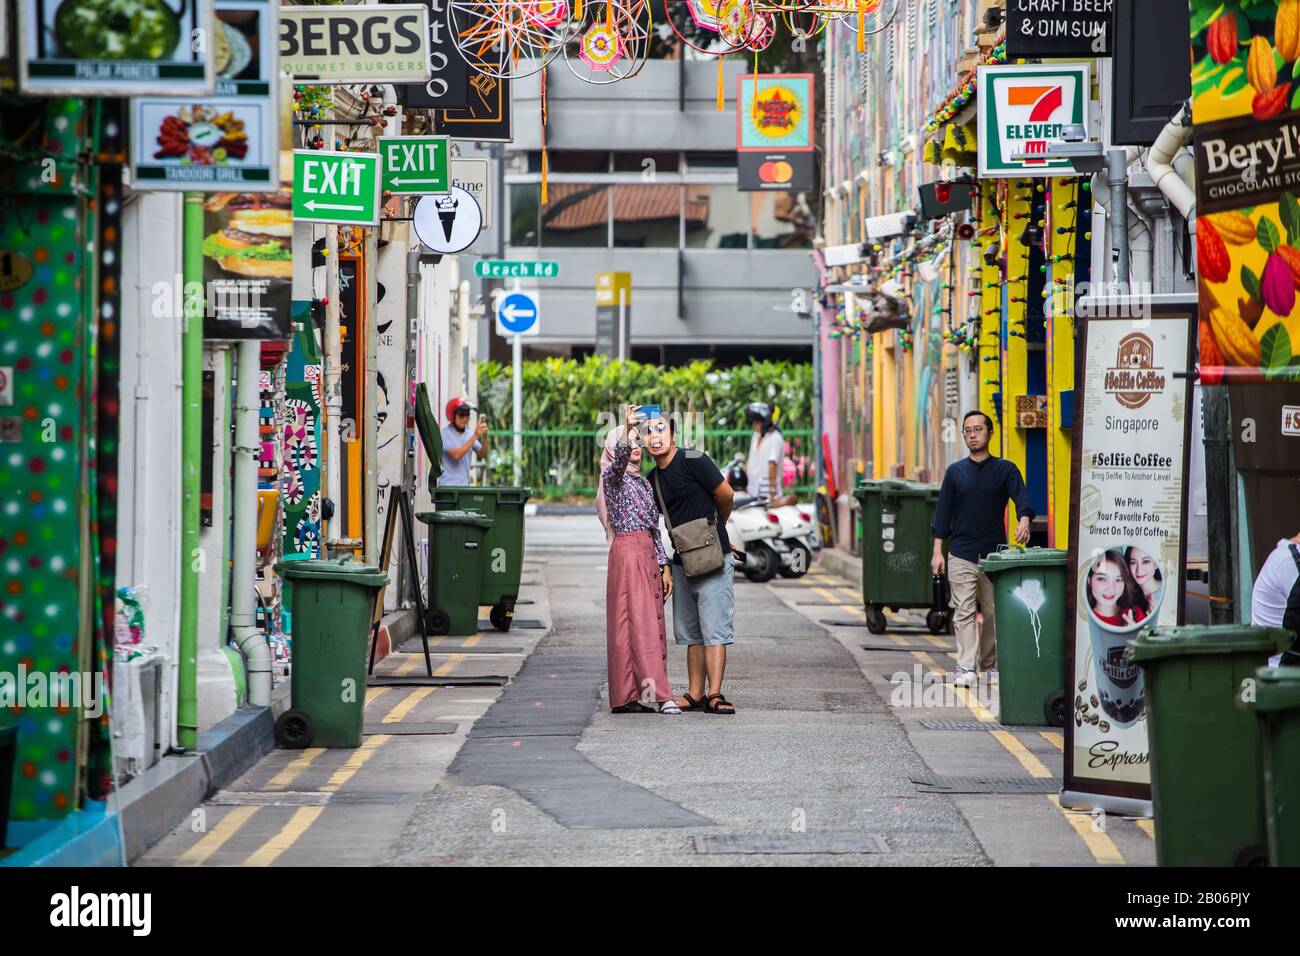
[293,149,382,225]
[380,135,449,195]
[474,260,560,279]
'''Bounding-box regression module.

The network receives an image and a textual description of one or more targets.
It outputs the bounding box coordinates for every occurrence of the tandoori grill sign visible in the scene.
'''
[279,4,430,82]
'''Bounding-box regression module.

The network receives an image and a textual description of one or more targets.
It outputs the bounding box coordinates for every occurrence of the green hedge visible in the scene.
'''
[476,356,813,433]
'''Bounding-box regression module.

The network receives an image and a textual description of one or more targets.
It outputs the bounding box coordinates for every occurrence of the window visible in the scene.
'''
[612,183,680,248]
[685,151,737,170]
[540,183,610,247]
[542,150,610,173]
[750,191,814,250]
[683,184,749,249]
[510,183,540,247]
[613,152,679,174]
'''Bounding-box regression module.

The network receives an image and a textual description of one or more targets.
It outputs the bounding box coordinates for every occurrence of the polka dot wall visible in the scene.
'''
[0,99,91,823]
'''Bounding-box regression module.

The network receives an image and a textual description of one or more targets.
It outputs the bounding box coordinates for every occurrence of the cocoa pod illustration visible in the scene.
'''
[1279,0,1300,62]
[1197,218,1231,283]
[1209,14,1239,64]
[1207,211,1257,245]
[1248,35,1278,93]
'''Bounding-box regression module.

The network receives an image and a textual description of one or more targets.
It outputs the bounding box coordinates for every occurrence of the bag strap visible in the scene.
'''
[652,469,674,534]
[1290,543,1300,573]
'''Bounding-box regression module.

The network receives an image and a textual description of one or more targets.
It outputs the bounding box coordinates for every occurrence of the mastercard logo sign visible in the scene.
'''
[757,160,794,184]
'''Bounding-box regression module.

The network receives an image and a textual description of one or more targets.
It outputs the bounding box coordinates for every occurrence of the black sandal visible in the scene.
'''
[611,702,655,714]
[703,693,736,715]
[676,693,705,711]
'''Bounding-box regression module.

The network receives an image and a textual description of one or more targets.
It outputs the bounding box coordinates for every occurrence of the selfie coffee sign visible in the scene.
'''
[1062,307,1193,813]
[279,4,430,83]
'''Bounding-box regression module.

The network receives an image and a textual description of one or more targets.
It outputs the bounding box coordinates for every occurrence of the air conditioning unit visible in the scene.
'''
[112,652,165,780]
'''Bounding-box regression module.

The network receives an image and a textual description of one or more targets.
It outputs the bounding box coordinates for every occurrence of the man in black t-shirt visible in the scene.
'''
[643,411,737,715]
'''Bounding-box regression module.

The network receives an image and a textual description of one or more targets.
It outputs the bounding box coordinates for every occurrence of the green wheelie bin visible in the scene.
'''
[1246,666,1300,866]
[853,480,949,635]
[1127,625,1291,866]
[275,558,388,749]
[979,547,1068,727]
[432,486,532,630]
[418,510,494,636]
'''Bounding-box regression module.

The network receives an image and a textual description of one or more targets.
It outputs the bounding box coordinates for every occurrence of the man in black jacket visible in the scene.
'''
[931,411,1033,687]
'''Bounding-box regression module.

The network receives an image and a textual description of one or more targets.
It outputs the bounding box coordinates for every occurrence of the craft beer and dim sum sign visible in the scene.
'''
[279,4,430,82]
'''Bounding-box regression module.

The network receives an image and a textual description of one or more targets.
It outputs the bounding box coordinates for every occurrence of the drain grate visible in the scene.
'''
[911,775,1061,794]
[861,643,949,652]
[364,721,457,736]
[478,618,547,630]
[918,719,1011,731]
[694,832,889,855]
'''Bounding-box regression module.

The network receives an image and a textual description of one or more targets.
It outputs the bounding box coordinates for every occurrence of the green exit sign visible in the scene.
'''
[293,149,381,226]
[474,260,561,279]
[380,135,450,195]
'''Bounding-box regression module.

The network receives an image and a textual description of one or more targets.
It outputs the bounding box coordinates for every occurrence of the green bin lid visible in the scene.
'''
[1247,666,1300,713]
[433,486,533,502]
[852,479,939,500]
[416,509,495,528]
[275,557,388,587]
[979,547,1068,572]
[1126,624,1291,663]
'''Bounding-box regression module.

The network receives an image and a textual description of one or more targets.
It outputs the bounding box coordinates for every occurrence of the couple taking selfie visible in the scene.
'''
[597,404,737,716]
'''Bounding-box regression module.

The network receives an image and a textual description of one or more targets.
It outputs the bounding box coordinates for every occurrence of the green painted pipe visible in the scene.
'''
[178,193,204,749]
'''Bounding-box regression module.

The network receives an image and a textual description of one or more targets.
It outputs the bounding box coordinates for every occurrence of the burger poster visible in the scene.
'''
[19,0,216,95]
[131,0,279,191]
[1063,310,1193,809]
[201,185,291,339]
[1192,0,1300,380]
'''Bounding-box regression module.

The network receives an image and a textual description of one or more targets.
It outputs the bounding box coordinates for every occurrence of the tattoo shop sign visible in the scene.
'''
[279,3,430,83]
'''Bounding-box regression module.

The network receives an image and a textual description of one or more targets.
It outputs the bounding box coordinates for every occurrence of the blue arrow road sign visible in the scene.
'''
[497,291,540,336]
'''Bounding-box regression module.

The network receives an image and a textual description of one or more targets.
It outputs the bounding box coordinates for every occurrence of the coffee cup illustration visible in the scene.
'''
[1080,547,1164,727]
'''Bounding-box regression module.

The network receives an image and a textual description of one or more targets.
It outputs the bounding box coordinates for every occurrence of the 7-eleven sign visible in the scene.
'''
[978,63,1089,178]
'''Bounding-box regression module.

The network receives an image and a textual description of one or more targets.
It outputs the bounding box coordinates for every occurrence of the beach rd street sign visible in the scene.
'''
[475,260,560,279]
[381,135,449,194]
[495,290,540,337]
[293,150,382,225]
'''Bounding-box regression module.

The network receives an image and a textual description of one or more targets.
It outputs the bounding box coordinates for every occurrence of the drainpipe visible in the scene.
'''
[178,194,203,749]
[1147,100,1197,228]
[1106,148,1130,286]
[230,340,271,706]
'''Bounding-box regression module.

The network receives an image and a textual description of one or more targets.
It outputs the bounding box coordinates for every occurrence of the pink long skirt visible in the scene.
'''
[606,532,671,708]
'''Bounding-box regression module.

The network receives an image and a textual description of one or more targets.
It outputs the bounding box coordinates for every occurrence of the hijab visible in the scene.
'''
[596,426,641,541]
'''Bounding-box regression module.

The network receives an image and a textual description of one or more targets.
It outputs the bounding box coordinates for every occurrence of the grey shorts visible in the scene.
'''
[670,554,735,646]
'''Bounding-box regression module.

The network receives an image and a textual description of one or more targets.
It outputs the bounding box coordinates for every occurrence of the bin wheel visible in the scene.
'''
[428,610,451,636]
[275,708,315,750]
[926,610,949,635]
[489,603,513,632]
[864,604,888,635]
[777,542,813,578]
[1044,689,1068,728]
[1234,843,1269,867]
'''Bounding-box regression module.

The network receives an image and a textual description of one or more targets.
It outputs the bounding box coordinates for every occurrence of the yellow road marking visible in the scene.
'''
[382,687,434,723]
[366,687,391,706]
[923,634,948,648]
[242,807,326,867]
[321,734,390,793]
[1135,818,1156,839]
[1047,794,1125,864]
[397,652,424,675]
[265,748,327,791]
[463,634,481,648]
[178,806,259,866]
[1040,731,1064,750]
[435,653,466,677]
[814,586,862,612]
[989,730,1054,778]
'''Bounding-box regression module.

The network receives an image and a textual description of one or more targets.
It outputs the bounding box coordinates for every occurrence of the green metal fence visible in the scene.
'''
[485,429,816,499]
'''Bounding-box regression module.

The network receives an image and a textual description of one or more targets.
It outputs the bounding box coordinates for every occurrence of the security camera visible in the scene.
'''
[983,241,1000,267]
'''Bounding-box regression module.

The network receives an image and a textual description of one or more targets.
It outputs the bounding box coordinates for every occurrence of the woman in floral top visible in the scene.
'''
[601,407,679,714]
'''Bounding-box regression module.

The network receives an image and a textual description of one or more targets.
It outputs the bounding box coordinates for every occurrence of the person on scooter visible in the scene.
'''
[744,402,783,501]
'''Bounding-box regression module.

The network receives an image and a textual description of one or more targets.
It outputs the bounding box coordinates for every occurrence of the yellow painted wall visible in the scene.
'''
[1046,178,1079,550]
[1001,182,1032,542]
[978,184,1003,457]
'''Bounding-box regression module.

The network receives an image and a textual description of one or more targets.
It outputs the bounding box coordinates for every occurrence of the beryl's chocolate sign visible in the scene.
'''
[279,3,430,83]
[1192,0,1300,380]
